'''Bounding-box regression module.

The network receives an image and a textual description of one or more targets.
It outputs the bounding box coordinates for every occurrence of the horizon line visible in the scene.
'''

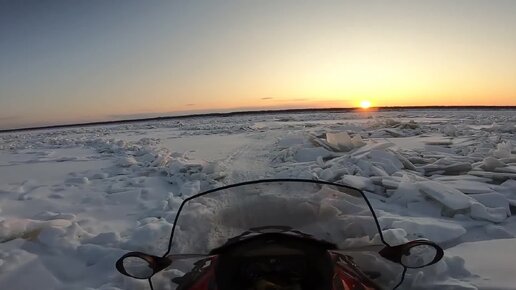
[2,105,516,133]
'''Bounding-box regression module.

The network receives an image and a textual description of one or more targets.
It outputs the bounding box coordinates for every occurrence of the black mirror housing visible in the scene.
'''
[379,239,444,269]
[115,251,172,279]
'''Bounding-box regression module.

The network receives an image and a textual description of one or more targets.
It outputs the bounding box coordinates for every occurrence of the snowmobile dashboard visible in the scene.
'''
[214,233,334,290]
[241,245,305,256]
[210,229,337,255]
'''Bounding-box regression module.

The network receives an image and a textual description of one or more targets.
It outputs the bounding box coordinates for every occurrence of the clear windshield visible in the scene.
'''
[168,180,386,255]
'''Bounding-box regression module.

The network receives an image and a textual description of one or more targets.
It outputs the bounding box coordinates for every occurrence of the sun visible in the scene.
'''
[360,100,372,109]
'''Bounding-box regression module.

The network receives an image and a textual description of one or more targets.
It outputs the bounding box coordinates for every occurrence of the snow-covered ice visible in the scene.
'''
[1,110,516,289]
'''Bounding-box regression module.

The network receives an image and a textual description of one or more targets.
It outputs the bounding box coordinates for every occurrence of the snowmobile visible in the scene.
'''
[116,179,444,290]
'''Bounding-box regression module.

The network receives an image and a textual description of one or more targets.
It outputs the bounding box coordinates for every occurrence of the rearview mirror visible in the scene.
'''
[122,256,154,279]
[379,239,444,269]
[401,243,440,268]
[115,252,171,279]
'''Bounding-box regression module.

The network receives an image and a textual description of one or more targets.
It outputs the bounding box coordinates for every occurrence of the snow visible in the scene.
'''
[447,238,516,289]
[0,109,516,289]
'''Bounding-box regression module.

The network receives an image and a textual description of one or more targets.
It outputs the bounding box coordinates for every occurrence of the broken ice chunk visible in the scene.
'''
[294,147,333,162]
[469,171,516,181]
[384,216,467,244]
[325,132,366,152]
[470,192,510,216]
[368,150,404,175]
[340,175,375,192]
[419,181,472,211]
[492,142,513,159]
[393,152,417,171]
[494,166,516,174]
[326,132,353,151]
[179,181,200,197]
[116,156,138,167]
[441,125,458,137]
[481,156,506,171]
[423,158,472,175]
[470,203,508,223]
[351,134,366,148]
[439,180,495,194]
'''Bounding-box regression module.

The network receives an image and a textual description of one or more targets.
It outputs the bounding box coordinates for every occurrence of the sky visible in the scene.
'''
[1,0,516,129]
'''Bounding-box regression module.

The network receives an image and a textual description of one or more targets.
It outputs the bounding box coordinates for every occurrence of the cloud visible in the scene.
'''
[185,103,196,106]
[261,97,273,100]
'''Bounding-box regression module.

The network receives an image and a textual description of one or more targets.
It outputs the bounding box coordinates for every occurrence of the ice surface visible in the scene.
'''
[1,110,515,289]
[448,238,516,289]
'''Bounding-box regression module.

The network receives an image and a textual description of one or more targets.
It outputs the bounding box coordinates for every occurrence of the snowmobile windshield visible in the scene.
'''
[165,179,387,256]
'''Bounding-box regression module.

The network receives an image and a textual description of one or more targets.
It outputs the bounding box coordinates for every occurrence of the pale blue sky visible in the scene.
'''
[1,0,516,129]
